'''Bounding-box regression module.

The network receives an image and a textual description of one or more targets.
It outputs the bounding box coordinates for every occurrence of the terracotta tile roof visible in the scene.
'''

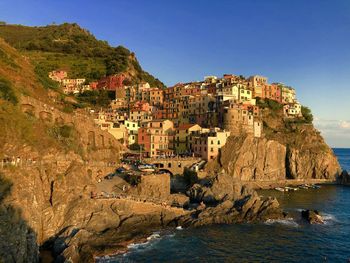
[177,123,197,130]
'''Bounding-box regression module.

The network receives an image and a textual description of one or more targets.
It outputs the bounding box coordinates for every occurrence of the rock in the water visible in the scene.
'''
[339,170,350,185]
[301,210,324,224]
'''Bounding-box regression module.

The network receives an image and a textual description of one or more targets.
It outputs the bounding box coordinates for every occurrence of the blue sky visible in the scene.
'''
[1,0,349,147]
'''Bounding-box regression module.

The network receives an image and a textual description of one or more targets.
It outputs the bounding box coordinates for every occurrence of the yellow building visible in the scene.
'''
[129,109,153,123]
[248,75,267,88]
[125,120,139,145]
[282,86,296,103]
[191,128,230,161]
[238,86,253,103]
[94,112,128,145]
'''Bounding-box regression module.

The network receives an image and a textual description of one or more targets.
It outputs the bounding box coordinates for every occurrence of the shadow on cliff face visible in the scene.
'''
[0,173,39,263]
[285,147,293,179]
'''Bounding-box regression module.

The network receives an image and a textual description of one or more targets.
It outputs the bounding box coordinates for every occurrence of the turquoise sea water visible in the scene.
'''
[101,148,350,263]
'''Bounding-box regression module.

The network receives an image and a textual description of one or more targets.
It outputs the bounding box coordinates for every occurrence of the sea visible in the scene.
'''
[99,148,350,263]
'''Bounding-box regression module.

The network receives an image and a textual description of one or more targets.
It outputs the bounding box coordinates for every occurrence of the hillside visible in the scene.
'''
[0,35,125,262]
[0,23,164,88]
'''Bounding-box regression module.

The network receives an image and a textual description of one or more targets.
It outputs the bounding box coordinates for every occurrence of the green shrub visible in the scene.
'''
[59,125,73,138]
[0,173,12,202]
[62,104,74,113]
[34,64,59,90]
[0,78,18,104]
[76,90,114,107]
[301,106,313,123]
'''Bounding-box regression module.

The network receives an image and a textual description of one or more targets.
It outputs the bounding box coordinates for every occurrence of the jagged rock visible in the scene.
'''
[168,193,190,207]
[181,171,285,227]
[187,173,244,204]
[339,170,350,185]
[301,210,324,224]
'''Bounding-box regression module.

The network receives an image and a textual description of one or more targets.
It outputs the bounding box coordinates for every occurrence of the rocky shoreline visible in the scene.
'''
[46,172,286,262]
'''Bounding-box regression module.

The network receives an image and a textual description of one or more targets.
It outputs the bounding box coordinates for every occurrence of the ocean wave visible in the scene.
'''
[126,231,175,252]
[321,213,338,224]
[293,209,338,225]
[127,233,160,250]
[265,218,299,227]
[146,232,161,241]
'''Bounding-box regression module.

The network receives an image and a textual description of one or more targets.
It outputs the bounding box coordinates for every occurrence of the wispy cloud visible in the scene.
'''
[314,118,350,148]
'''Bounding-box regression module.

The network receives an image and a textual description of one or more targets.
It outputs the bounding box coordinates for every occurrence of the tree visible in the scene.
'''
[301,106,313,123]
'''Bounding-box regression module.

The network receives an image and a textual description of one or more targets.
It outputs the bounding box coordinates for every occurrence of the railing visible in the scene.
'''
[0,159,119,170]
[92,192,184,208]
[144,156,200,162]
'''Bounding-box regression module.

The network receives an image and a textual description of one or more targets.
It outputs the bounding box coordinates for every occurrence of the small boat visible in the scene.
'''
[311,184,321,189]
[285,186,298,191]
[299,184,309,189]
[275,187,285,192]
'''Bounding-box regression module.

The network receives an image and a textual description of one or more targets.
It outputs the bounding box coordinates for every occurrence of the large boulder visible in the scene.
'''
[339,170,350,185]
[301,210,324,224]
[187,172,243,204]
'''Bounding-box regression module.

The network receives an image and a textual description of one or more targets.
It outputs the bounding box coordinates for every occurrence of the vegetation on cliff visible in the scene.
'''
[0,23,164,88]
[0,77,18,104]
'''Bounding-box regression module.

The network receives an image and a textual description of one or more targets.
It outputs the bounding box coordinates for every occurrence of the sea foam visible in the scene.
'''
[265,218,299,227]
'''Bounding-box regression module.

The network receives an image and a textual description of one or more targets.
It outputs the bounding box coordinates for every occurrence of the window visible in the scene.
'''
[218,140,220,145]
[211,140,213,144]
[211,148,214,152]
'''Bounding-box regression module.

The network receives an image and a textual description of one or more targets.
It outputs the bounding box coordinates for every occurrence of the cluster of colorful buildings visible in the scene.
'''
[87,73,303,161]
[48,70,126,95]
[49,70,303,160]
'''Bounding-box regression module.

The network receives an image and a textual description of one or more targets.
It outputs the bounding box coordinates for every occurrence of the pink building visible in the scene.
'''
[262,84,282,103]
[138,120,174,157]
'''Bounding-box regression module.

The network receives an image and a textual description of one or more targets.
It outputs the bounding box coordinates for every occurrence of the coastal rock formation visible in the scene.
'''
[301,210,324,224]
[52,199,188,262]
[52,172,284,261]
[208,136,286,181]
[187,172,243,203]
[207,124,341,184]
[183,172,284,227]
[339,170,350,185]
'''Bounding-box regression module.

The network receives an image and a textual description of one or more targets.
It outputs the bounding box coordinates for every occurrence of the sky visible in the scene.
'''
[0,0,349,147]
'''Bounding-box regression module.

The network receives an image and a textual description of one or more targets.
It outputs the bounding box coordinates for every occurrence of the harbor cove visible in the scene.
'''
[101,149,350,263]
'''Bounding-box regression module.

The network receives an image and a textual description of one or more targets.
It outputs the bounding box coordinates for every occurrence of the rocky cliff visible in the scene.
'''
[207,109,342,184]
